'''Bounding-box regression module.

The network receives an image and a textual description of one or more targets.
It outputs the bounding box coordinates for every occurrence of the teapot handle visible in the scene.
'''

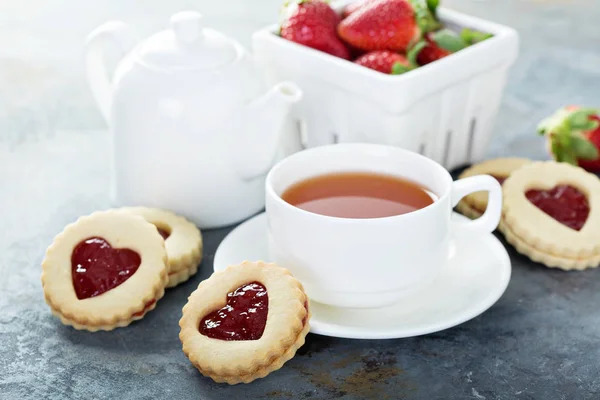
[85,21,135,123]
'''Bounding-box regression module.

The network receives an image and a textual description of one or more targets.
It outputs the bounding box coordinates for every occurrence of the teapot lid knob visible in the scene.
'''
[171,11,204,44]
[136,9,238,70]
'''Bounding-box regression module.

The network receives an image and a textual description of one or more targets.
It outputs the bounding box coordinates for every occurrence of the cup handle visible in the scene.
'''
[451,175,503,235]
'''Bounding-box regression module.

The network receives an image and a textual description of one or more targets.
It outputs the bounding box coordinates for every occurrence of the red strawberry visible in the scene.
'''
[407,29,468,66]
[337,0,440,52]
[407,28,493,66]
[343,0,441,26]
[579,118,600,172]
[354,50,413,74]
[413,33,451,65]
[538,106,600,172]
[280,0,350,59]
[338,0,419,52]
[341,0,378,18]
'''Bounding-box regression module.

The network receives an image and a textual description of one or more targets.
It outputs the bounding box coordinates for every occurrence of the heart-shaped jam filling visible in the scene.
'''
[156,227,170,240]
[526,185,589,231]
[199,282,268,341]
[491,175,507,185]
[71,237,141,300]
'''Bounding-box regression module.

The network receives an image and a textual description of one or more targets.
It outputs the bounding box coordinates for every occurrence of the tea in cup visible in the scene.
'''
[265,143,502,308]
[280,171,435,219]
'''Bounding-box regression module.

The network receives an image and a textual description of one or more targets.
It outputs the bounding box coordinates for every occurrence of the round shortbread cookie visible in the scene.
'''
[457,157,532,217]
[117,207,203,287]
[41,210,168,331]
[501,161,600,270]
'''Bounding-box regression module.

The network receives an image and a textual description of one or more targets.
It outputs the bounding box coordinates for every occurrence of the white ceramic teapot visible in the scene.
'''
[86,11,302,229]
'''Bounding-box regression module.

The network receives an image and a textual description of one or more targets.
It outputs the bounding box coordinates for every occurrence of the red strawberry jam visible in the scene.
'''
[71,237,141,300]
[492,175,507,185]
[525,185,589,231]
[157,228,170,240]
[133,299,156,317]
[199,282,268,341]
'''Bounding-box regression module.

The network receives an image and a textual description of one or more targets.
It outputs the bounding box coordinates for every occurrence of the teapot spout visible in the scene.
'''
[234,81,302,180]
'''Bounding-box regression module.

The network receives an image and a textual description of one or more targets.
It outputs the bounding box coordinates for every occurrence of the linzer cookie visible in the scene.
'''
[179,261,310,385]
[456,157,531,220]
[501,161,600,270]
[117,207,203,288]
[41,210,168,331]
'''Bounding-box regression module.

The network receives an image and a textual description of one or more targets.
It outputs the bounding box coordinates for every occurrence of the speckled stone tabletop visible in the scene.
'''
[2,1,600,399]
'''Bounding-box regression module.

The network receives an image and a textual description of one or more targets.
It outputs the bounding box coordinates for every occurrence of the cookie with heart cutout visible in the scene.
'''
[456,157,532,221]
[179,261,310,385]
[116,207,203,288]
[41,210,168,331]
[500,161,600,270]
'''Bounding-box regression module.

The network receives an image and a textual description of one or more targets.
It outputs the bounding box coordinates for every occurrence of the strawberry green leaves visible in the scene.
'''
[409,0,442,33]
[427,0,439,14]
[538,107,600,166]
[460,28,493,45]
[407,41,427,66]
[551,137,597,164]
[407,27,493,67]
[571,136,599,161]
[391,61,413,75]
[568,108,600,131]
[537,108,600,137]
[432,28,492,52]
[562,109,600,161]
[431,29,468,52]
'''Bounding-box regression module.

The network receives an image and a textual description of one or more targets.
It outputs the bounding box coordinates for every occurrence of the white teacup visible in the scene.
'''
[265,143,502,308]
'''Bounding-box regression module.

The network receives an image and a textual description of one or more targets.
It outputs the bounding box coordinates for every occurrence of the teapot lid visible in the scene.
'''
[136,11,237,70]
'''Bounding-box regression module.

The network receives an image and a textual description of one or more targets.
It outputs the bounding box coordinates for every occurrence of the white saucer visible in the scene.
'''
[214,212,511,340]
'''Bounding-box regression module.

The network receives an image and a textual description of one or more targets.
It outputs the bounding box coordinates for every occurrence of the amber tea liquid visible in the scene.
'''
[281,172,434,219]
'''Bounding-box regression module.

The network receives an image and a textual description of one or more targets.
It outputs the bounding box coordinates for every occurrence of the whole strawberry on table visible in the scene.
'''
[538,106,600,173]
[278,0,493,75]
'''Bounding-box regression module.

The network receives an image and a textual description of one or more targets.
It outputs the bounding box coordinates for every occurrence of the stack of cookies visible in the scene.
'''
[457,158,600,271]
[41,207,203,331]
[40,207,313,385]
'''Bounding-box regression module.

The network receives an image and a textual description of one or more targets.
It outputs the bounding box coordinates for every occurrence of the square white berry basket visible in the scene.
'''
[252,0,519,170]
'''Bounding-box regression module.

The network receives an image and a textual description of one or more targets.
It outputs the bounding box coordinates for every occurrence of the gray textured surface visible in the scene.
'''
[2,0,600,399]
